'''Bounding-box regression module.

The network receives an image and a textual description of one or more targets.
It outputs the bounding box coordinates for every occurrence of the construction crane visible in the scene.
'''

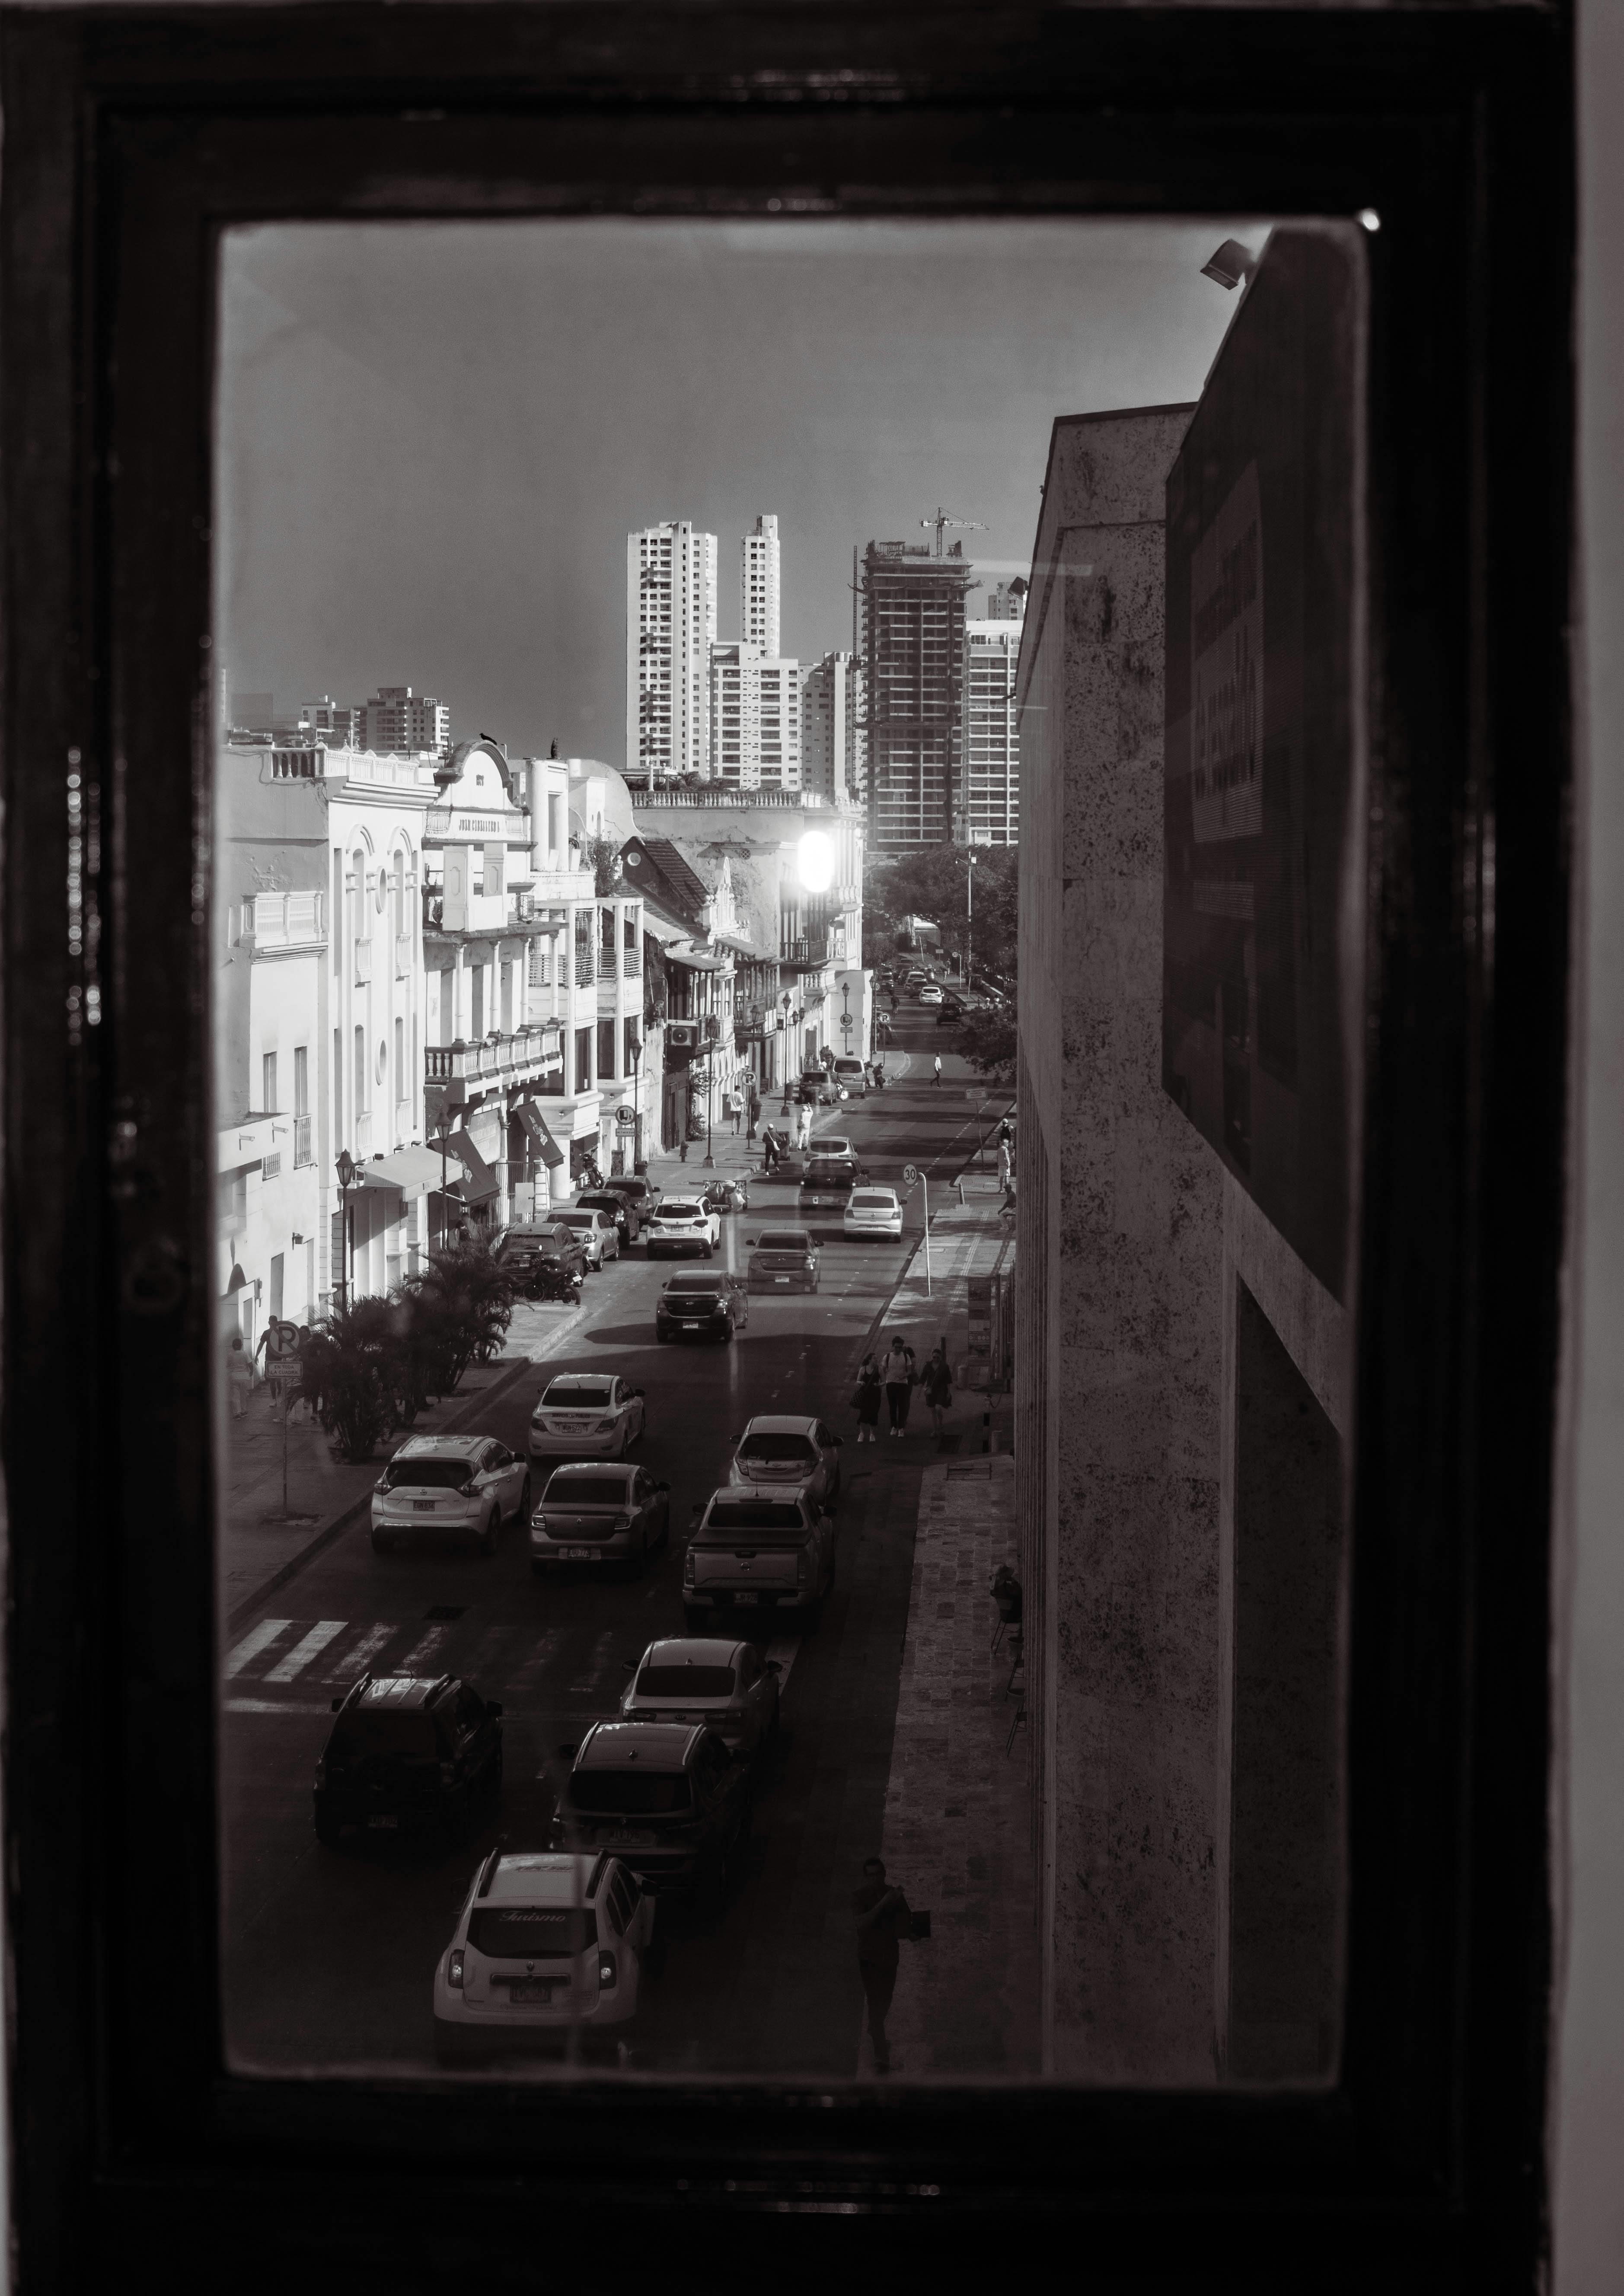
[921,508,988,557]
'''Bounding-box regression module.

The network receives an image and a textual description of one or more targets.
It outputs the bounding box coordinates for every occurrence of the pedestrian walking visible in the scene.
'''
[932,1054,943,1086]
[852,1857,915,2074]
[923,1343,954,1440]
[881,1331,916,1436]
[998,1140,1012,1192]
[797,1106,813,1154]
[851,1354,884,1443]
[747,1084,760,1143]
[226,1333,252,1418]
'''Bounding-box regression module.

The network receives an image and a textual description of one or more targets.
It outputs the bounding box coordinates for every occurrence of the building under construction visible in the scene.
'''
[853,534,976,853]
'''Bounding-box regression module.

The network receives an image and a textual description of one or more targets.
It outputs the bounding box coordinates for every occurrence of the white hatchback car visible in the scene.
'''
[433,1851,655,2059]
[551,1206,621,1268]
[646,1197,721,1258]
[843,1184,903,1240]
[530,1372,647,1461]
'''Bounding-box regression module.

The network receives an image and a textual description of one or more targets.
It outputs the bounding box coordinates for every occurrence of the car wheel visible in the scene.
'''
[702,1242,714,1259]
[478,1510,498,1558]
[512,1475,532,1528]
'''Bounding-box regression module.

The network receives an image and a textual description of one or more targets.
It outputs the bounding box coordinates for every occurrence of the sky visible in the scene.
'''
[216,218,1258,767]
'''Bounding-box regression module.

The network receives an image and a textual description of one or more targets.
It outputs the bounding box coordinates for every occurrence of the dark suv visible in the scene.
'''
[798,1153,867,1213]
[550,1720,750,1902]
[313,1673,504,1847]
[497,1220,588,1288]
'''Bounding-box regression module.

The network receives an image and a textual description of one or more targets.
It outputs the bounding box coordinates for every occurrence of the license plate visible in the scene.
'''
[733,1591,759,1607]
[413,1501,435,1512]
[565,1545,595,1560]
[773,1276,789,1285]
[683,1321,702,1330]
[607,1830,655,1847]
[507,1980,557,2003]
[367,1814,399,1830]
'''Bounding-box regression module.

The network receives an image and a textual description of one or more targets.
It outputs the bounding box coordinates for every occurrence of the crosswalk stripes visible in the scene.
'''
[224,1618,293,1678]
[393,1622,450,1675]
[262,1621,347,1684]
[323,1622,396,1684]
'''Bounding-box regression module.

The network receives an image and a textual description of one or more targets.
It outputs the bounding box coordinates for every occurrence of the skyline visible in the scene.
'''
[217,218,1260,767]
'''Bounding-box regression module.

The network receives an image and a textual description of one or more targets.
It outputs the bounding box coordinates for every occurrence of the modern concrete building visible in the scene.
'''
[959,616,1021,845]
[800,650,865,806]
[740,512,781,657]
[297,696,364,748]
[708,642,802,790]
[360,685,451,758]
[626,519,718,787]
[855,537,973,852]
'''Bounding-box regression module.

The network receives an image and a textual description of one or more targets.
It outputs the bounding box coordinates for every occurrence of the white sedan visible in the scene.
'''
[530,1372,648,1461]
[551,1206,621,1268]
[843,1185,903,1240]
[646,1197,721,1258]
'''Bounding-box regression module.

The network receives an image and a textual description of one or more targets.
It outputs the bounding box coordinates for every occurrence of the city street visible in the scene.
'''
[221,1018,1008,2079]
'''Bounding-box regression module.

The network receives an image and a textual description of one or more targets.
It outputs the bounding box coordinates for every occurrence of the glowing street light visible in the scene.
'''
[797,831,834,893]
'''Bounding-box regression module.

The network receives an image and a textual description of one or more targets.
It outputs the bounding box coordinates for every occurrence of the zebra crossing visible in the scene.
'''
[222,1609,802,1711]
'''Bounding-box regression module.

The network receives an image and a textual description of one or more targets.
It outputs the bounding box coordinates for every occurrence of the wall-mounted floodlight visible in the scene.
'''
[798,831,834,894]
[1200,239,1259,291]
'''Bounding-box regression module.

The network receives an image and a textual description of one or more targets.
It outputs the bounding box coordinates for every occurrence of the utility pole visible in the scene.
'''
[966,849,976,991]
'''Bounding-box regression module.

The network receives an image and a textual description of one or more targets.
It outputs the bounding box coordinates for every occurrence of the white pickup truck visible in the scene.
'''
[682,1488,837,1635]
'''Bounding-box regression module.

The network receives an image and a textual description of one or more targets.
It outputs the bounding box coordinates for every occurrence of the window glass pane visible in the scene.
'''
[215,213,1359,2095]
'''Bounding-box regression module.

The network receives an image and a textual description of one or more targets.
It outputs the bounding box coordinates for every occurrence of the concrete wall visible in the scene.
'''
[1017,404,1229,2082]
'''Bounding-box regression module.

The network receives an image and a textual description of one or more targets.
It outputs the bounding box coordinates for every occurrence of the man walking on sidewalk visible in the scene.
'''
[882,1331,916,1436]
[853,1856,915,2074]
[932,1053,943,1086]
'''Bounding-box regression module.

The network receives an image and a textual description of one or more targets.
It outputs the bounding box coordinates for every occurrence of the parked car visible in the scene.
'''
[798,1153,867,1213]
[530,1461,671,1577]
[433,1851,655,2058]
[578,1188,638,1245]
[744,1227,820,1293]
[497,1220,589,1289]
[550,1721,751,1903]
[646,1197,721,1258]
[843,1184,904,1240]
[314,1672,503,1847]
[936,997,967,1025]
[683,1485,838,1634]
[600,1174,663,1226]
[918,982,945,1006]
[370,1434,530,1556]
[551,1205,621,1268]
[654,1269,751,1344]
[727,1414,842,1511]
[832,1057,868,1096]
[529,1371,647,1462]
[619,1637,782,1766]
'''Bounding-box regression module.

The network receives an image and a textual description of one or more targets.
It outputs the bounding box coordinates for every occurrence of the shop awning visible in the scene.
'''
[514,1100,566,1169]
[715,932,775,963]
[666,943,729,973]
[443,1130,499,1204]
[352,1145,447,1201]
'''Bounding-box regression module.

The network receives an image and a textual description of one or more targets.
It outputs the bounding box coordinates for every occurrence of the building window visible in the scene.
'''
[353,1023,366,1114]
[331,849,343,974]
[261,1051,277,1113]
[624,1018,640,1076]
[394,1016,404,1102]
[574,1027,592,1095]
[293,1045,311,1166]
[332,1027,341,1134]
[598,1018,616,1081]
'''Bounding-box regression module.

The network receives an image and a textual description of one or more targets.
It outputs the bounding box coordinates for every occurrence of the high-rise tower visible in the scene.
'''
[855,538,974,851]
[626,521,718,785]
[740,513,781,658]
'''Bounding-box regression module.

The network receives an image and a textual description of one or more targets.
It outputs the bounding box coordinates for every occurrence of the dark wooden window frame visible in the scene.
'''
[0,5,1572,2286]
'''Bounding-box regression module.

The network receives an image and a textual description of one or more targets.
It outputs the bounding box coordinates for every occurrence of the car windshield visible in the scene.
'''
[568,1771,692,1815]
[635,1666,737,1699]
[328,1710,441,1757]
[467,1906,595,1959]
[704,1500,807,1530]
[382,1456,473,1490]
[738,1434,818,1465]
[543,1474,629,1506]
[542,1380,613,1408]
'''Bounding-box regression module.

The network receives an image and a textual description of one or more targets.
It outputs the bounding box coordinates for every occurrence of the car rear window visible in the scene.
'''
[756,1232,810,1251]
[635,1666,737,1699]
[555,1212,592,1228]
[660,1204,701,1219]
[568,1771,692,1815]
[382,1456,472,1490]
[328,1710,442,1757]
[737,1434,817,1464]
[851,1192,894,1208]
[543,1474,629,1506]
[467,1906,595,1958]
[542,1380,612,1407]
[704,1500,807,1531]
[667,1276,724,1293]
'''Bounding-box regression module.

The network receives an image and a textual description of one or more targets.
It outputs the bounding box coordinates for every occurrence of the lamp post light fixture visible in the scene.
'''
[334,1148,357,1309]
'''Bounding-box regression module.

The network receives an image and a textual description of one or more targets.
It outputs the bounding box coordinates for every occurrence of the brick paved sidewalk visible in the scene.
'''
[864,1450,1037,2077]
[219,1293,582,1627]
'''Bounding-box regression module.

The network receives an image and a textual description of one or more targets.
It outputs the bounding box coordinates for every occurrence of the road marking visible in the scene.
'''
[262,1619,348,1683]
[224,1618,294,1678]
[395,1621,450,1673]
[323,1622,396,1683]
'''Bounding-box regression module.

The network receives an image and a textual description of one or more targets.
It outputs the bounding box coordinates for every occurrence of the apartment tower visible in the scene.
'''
[801,650,867,806]
[626,520,718,786]
[855,538,974,851]
[960,604,1023,844]
[709,644,801,790]
[740,513,781,656]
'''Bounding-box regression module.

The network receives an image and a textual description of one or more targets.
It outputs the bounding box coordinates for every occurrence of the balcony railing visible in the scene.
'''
[293,1114,313,1167]
[424,1025,563,1087]
[395,933,412,978]
[780,936,831,967]
[354,936,373,985]
[622,948,641,978]
[250,889,325,948]
[574,949,594,987]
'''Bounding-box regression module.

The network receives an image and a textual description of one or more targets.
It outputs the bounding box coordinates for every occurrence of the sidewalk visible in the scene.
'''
[220,1293,583,1630]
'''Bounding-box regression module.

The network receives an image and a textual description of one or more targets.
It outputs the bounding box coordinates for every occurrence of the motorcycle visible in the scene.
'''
[525,1259,583,1305]
[871,1064,887,1090]
[702,1175,750,1215]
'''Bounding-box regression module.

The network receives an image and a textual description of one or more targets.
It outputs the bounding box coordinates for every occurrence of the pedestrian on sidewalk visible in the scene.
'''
[226,1334,252,1418]
[932,1054,943,1086]
[853,1857,915,2074]
[882,1332,916,1436]
[851,1354,883,1443]
[997,1138,1012,1192]
[747,1084,760,1143]
[797,1105,813,1154]
[923,1344,954,1440]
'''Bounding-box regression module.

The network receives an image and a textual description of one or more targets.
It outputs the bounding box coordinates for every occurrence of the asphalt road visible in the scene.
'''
[220,1016,1005,2079]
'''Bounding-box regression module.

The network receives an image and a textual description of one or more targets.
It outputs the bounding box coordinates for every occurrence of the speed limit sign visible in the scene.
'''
[903,1163,919,1186]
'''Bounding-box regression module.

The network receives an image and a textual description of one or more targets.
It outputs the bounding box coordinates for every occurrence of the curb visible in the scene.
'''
[225,1347,543,1634]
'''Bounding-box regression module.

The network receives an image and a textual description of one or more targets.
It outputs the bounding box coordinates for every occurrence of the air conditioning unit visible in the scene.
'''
[665,1021,699,1051]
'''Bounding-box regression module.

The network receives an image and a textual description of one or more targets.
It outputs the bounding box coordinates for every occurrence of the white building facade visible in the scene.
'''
[801,650,866,805]
[708,643,802,791]
[626,520,718,787]
[360,686,451,758]
[740,512,782,656]
[960,615,1022,845]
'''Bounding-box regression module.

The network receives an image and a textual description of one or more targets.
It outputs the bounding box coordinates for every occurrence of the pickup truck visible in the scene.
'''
[682,1487,837,1634]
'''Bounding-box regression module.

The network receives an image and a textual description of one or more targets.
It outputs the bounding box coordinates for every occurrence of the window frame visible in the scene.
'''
[0,3,1571,2287]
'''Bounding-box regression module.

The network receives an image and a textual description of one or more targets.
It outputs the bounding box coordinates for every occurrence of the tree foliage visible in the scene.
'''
[865,845,1019,987]
[957,1002,1018,1081]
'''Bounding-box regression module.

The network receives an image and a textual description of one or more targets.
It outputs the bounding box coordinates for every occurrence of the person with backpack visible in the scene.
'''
[922,1344,954,1440]
[851,1354,884,1443]
[881,1332,917,1436]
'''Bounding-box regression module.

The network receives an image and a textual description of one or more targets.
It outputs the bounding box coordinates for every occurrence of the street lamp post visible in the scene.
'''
[334,1149,357,1310]
[629,1029,644,1169]
[966,849,977,993]
[780,993,793,1113]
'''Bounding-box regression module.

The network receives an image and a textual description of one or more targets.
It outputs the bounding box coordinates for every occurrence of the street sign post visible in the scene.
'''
[903,1163,919,1185]
[902,1166,930,1294]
